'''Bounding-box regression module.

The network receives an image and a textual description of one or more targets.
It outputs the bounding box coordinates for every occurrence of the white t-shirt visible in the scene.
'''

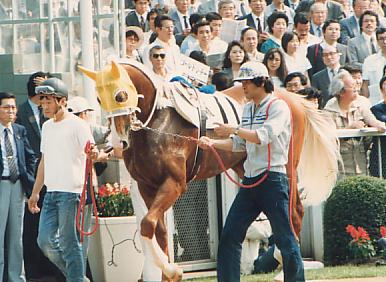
[41,114,94,193]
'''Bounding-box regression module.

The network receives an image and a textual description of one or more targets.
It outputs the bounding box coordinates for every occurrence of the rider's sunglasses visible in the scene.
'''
[152,53,166,59]
[35,85,56,95]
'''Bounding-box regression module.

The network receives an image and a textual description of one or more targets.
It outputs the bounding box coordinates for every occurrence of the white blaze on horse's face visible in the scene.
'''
[78,61,140,118]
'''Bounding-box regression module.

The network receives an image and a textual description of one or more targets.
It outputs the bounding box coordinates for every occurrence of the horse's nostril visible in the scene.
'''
[121,141,128,150]
[114,90,129,103]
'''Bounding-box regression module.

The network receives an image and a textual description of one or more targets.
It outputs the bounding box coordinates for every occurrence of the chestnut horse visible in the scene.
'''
[79,61,339,281]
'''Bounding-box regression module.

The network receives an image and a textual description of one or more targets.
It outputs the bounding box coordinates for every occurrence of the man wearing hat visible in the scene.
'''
[28,78,101,282]
[198,62,305,282]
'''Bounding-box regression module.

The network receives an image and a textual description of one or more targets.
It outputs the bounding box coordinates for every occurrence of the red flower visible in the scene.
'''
[98,185,109,197]
[346,224,359,241]
[357,227,370,241]
[122,187,129,195]
[381,226,386,238]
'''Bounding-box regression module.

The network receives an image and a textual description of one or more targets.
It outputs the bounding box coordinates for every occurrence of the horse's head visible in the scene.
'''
[78,61,143,141]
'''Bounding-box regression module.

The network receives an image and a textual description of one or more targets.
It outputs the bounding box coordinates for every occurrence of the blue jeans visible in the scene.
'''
[37,192,84,282]
[217,171,305,282]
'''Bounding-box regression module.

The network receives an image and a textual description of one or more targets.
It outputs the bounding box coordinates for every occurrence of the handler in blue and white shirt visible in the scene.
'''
[197,62,304,282]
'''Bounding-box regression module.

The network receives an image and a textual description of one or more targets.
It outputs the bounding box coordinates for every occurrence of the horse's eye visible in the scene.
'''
[114,90,129,104]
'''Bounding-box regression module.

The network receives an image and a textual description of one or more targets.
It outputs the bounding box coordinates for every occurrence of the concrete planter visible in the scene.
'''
[88,216,144,282]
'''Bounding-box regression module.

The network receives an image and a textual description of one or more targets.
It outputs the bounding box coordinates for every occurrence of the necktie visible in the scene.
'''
[183,15,189,29]
[256,17,262,33]
[4,129,18,183]
[370,37,377,54]
[240,2,247,16]
[330,69,336,80]
[140,15,145,31]
[317,26,322,38]
[38,106,44,130]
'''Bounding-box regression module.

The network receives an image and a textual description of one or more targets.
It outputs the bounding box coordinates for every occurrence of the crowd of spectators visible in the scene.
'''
[114,0,385,177]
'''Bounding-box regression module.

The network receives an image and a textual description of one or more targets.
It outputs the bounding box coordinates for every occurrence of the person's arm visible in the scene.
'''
[362,80,370,98]
[213,122,261,144]
[361,106,386,132]
[197,136,234,151]
[28,156,45,214]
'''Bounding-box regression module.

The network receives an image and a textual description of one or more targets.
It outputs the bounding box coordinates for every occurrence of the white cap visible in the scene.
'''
[234,62,269,81]
[67,96,94,114]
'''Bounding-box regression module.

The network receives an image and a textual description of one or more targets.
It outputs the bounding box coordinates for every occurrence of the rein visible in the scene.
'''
[76,141,99,242]
[127,96,298,236]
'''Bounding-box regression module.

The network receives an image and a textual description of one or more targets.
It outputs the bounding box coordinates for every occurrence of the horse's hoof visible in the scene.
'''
[163,263,183,281]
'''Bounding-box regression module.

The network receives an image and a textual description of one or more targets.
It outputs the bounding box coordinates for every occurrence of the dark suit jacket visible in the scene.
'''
[15,101,46,157]
[307,43,348,77]
[295,0,344,21]
[0,124,37,196]
[311,68,332,107]
[125,11,148,31]
[238,13,267,31]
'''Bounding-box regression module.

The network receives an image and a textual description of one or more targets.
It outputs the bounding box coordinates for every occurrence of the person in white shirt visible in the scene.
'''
[180,13,205,55]
[143,15,181,73]
[294,12,322,58]
[362,27,386,104]
[186,20,227,55]
[282,31,311,75]
[149,45,173,82]
[206,12,228,51]
[28,78,103,282]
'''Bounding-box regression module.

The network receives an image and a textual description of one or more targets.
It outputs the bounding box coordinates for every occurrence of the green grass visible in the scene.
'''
[184,264,386,281]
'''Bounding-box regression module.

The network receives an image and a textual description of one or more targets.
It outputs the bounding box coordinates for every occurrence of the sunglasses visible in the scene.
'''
[35,85,56,95]
[152,53,166,59]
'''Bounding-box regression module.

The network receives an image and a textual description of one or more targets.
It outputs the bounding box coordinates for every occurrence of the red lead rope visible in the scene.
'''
[207,98,279,189]
[76,141,99,242]
[206,97,297,237]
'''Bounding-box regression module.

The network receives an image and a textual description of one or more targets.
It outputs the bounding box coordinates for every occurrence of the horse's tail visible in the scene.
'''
[297,100,341,205]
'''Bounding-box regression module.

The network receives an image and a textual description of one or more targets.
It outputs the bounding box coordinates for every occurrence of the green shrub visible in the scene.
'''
[323,176,386,265]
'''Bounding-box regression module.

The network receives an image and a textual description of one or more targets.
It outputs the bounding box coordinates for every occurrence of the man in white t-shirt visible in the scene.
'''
[28,78,101,282]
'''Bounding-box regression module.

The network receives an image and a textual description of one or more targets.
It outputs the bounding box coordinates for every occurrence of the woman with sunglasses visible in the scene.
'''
[149,45,171,82]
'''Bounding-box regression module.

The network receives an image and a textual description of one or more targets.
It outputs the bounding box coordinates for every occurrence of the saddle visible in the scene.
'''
[159,81,243,130]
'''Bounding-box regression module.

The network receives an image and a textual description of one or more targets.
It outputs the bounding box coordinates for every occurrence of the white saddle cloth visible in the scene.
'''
[158,82,243,129]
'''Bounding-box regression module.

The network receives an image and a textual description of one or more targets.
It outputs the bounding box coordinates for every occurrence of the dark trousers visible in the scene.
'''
[217,171,305,282]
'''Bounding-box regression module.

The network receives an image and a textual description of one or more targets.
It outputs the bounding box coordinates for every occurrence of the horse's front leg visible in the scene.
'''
[141,159,187,281]
[141,177,185,239]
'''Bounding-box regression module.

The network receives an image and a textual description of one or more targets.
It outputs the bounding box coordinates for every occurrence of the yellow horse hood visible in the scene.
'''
[78,61,140,117]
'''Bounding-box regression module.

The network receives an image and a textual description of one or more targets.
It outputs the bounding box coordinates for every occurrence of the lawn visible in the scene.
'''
[184,264,386,281]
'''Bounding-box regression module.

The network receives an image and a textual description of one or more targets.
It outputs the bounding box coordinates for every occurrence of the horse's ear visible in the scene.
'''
[77,65,97,81]
[111,61,120,80]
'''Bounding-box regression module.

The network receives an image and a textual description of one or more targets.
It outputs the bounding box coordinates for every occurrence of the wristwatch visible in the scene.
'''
[233,126,240,136]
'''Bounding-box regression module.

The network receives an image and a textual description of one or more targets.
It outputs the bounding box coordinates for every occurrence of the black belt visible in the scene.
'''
[1,176,19,180]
